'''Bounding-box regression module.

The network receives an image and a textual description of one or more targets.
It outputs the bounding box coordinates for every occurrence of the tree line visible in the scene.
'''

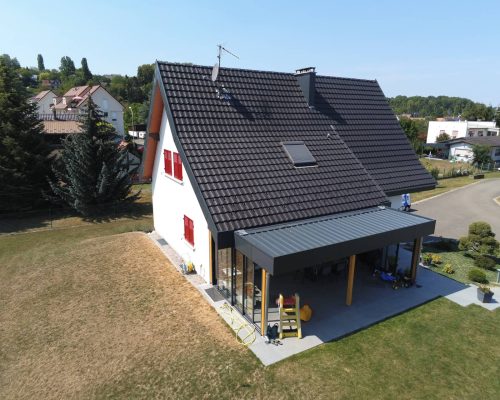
[389,95,497,121]
[3,53,154,129]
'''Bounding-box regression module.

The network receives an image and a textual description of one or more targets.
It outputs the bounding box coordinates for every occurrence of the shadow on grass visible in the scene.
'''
[0,201,152,235]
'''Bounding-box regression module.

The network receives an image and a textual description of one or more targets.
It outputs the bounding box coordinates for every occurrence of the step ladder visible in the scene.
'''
[278,293,302,339]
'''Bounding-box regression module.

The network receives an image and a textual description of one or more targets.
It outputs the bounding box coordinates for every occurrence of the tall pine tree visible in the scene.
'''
[0,55,50,212]
[48,98,138,216]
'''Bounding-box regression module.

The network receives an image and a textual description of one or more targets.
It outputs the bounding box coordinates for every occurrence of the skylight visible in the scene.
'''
[282,141,317,167]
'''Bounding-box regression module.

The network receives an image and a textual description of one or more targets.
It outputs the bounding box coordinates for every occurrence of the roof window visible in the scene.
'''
[282,141,317,167]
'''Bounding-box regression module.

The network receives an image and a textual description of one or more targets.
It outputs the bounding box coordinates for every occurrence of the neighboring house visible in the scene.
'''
[427,120,499,143]
[445,136,500,166]
[51,85,125,135]
[30,90,57,114]
[141,62,436,335]
[41,119,82,147]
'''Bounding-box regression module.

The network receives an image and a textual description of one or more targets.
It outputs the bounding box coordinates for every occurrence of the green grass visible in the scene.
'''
[423,245,499,284]
[412,160,500,202]
[1,219,499,399]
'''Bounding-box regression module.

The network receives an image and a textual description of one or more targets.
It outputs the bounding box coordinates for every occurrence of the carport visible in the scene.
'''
[234,206,436,336]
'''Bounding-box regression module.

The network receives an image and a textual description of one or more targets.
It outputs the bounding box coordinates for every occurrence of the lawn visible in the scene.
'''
[0,183,152,235]
[422,244,499,284]
[1,221,499,399]
[412,159,500,203]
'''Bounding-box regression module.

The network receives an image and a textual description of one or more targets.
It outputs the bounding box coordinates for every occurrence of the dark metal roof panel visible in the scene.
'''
[235,207,435,275]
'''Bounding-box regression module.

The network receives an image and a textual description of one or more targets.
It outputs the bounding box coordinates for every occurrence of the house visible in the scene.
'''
[427,120,499,143]
[445,136,500,166]
[51,85,125,135]
[41,119,82,147]
[30,90,57,114]
[141,62,436,336]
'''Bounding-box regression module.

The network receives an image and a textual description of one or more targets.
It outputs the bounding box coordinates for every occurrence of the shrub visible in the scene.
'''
[432,239,457,251]
[431,254,442,265]
[459,221,499,256]
[429,167,440,180]
[422,253,433,265]
[468,268,487,283]
[443,264,454,274]
[474,255,497,271]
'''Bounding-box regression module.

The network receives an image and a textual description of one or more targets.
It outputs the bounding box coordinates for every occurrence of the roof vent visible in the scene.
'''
[282,141,317,167]
[295,67,316,107]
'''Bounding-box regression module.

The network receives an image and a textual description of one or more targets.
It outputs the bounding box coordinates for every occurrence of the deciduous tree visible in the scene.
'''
[37,54,45,71]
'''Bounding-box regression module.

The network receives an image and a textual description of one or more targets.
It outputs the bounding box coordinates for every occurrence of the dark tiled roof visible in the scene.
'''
[447,136,500,146]
[157,62,434,232]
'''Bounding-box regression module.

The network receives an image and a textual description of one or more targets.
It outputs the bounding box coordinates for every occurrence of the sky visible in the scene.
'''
[1,0,499,105]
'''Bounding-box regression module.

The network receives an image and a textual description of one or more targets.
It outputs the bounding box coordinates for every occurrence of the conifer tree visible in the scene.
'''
[48,98,138,215]
[0,55,50,211]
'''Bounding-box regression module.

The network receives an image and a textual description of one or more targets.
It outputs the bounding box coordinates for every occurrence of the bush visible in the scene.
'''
[432,239,457,251]
[431,254,442,265]
[468,268,488,283]
[422,253,433,265]
[443,264,454,274]
[474,255,497,271]
[429,167,440,180]
[459,221,499,256]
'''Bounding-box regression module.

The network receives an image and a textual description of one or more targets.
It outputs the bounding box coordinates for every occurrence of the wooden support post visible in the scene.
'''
[208,231,214,284]
[260,269,270,336]
[410,237,423,283]
[346,255,356,306]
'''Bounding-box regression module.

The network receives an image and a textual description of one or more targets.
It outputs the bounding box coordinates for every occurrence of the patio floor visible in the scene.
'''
[249,258,466,365]
[149,232,467,366]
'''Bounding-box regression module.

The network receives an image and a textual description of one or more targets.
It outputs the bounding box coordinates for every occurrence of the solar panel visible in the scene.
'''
[282,141,317,167]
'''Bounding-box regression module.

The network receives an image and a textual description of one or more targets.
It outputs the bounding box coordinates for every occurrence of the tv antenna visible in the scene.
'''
[211,44,239,82]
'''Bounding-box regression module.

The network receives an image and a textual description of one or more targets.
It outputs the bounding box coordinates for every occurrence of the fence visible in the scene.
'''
[0,201,152,235]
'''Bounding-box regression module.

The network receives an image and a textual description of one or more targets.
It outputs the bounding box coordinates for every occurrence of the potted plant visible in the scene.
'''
[477,285,494,303]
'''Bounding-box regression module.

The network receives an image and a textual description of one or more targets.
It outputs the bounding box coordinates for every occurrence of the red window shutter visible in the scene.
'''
[189,218,194,246]
[163,150,172,175]
[184,215,194,246]
[173,152,183,181]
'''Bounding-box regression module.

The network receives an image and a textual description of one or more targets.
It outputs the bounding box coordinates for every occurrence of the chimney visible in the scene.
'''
[295,67,316,107]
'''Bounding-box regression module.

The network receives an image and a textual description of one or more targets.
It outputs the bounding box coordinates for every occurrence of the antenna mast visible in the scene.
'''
[217,44,239,70]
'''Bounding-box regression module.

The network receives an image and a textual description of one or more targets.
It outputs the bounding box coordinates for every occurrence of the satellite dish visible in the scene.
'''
[211,63,219,82]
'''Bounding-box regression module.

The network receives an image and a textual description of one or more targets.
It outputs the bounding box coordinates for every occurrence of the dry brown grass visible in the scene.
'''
[1,223,499,399]
[0,232,264,399]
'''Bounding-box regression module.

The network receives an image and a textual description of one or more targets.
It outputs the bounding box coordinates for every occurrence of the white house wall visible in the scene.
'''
[34,91,56,114]
[91,87,124,136]
[151,109,211,283]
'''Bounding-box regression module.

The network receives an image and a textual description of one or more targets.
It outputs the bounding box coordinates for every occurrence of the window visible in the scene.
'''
[282,141,317,167]
[173,152,183,181]
[103,111,109,117]
[478,130,484,136]
[163,150,172,175]
[495,148,500,157]
[111,111,117,121]
[439,130,445,134]
[184,215,194,246]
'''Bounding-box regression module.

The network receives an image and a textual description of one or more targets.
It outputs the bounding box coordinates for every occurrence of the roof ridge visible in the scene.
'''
[156,60,377,82]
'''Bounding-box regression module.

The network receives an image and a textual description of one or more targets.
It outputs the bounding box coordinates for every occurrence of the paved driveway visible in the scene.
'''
[413,179,500,239]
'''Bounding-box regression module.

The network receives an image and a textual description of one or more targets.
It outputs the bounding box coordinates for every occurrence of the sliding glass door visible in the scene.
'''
[234,251,244,312]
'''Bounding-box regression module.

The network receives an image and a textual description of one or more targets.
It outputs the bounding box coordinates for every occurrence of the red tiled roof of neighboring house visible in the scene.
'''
[42,120,82,135]
[55,85,102,109]
[31,90,51,102]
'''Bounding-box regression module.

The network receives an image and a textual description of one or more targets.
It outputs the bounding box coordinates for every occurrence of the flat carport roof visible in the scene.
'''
[234,206,435,275]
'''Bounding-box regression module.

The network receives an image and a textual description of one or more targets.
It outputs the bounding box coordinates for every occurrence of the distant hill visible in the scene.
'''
[388,95,494,120]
